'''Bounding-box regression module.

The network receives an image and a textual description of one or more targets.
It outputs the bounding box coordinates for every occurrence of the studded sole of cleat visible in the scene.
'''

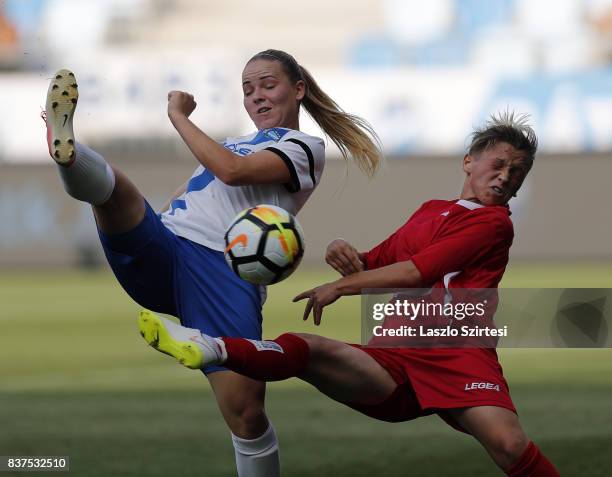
[45,69,78,165]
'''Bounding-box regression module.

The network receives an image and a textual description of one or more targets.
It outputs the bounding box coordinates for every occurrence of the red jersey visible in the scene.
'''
[362,199,514,288]
[350,199,518,427]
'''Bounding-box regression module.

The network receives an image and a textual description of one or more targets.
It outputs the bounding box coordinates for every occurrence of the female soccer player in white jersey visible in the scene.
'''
[140,114,560,476]
[43,49,381,477]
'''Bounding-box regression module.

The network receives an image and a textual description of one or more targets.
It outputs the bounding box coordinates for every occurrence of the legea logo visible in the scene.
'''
[464,382,500,392]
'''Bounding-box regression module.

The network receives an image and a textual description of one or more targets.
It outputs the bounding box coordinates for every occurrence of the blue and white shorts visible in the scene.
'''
[98,201,263,374]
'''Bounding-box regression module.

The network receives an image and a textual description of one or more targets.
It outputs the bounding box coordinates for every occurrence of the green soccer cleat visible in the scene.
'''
[138,310,224,369]
[44,69,79,165]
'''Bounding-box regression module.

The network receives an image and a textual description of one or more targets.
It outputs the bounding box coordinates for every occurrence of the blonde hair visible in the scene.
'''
[250,49,382,177]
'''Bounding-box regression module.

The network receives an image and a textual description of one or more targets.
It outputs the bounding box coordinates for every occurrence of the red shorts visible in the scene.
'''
[343,345,516,432]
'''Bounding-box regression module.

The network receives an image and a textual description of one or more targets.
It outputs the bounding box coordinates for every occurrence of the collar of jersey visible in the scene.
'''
[455,199,511,215]
[456,199,484,210]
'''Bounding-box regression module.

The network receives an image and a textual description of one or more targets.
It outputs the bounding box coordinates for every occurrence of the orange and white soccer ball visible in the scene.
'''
[224,205,305,285]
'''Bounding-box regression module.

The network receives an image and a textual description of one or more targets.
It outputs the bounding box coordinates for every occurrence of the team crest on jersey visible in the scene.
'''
[264,128,283,142]
[223,128,289,156]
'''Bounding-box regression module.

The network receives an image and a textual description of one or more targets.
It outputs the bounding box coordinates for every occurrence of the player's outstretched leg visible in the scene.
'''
[138,310,308,378]
[44,69,145,233]
[138,310,397,403]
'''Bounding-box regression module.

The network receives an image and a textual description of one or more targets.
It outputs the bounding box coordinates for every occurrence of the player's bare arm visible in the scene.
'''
[167,91,292,186]
[294,260,423,325]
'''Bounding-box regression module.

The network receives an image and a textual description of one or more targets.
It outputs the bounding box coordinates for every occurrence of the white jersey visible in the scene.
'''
[161,128,325,251]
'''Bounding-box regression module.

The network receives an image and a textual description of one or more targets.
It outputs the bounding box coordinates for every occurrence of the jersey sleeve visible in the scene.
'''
[361,201,436,270]
[410,212,513,286]
[361,230,398,270]
[265,132,325,193]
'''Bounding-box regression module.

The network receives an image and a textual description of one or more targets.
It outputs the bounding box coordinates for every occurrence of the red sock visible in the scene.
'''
[506,441,560,477]
[221,333,310,381]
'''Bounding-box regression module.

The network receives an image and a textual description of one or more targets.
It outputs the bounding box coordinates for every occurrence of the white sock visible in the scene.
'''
[232,424,280,477]
[58,143,115,205]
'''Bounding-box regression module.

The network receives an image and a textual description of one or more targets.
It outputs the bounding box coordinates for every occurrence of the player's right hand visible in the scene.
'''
[325,238,364,276]
[293,282,342,326]
[167,90,197,118]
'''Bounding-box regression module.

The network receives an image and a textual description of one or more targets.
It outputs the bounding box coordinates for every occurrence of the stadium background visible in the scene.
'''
[1,1,611,475]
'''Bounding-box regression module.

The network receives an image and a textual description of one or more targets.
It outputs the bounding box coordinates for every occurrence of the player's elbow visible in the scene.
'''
[218,172,241,186]
[400,261,425,288]
[217,159,246,186]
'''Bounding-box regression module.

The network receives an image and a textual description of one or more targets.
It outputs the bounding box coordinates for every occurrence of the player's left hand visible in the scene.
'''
[293,283,341,326]
[167,90,197,118]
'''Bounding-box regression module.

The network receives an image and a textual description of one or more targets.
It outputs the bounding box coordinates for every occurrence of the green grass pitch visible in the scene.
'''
[1,264,611,476]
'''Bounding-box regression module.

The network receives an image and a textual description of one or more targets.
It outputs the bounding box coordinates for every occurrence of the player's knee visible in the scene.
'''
[222,397,268,438]
[292,333,336,358]
[213,379,267,438]
[487,431,529,468]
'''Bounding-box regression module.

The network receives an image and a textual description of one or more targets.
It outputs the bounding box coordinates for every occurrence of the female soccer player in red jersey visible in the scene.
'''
[44,50,381,477]
[140,112,560,476]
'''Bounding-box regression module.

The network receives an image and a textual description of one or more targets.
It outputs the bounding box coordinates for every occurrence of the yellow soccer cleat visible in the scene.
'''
[138,310,224,369]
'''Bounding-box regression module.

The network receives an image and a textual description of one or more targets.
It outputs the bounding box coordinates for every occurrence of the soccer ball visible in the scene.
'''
[224,205,305,285]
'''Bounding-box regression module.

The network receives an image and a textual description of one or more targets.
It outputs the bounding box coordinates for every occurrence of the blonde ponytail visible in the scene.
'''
[299,65,382,177]
[249,49,383,177]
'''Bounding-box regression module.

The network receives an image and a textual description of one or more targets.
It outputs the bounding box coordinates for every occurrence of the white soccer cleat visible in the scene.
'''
[44,69,78,165]
[138,310,226,369]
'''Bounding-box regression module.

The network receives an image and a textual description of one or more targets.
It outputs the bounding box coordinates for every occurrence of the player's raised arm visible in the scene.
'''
[167,90,292,186]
